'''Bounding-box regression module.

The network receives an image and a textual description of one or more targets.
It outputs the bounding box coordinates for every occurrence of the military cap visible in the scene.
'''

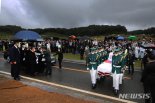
[90,47,96,52]
[114,48,120,52]
[42,46,47,50]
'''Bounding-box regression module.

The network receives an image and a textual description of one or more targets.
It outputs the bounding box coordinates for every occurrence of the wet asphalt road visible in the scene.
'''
[0,53,145,103]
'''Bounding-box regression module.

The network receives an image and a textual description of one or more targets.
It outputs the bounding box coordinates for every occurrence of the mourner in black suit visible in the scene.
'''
[54,48,63,69]
[9,41,21,80]
[141,51,155,103]
[27,47,37,76]
[36,48,45,73]
[42,47,52,75]
[128,50,135,75]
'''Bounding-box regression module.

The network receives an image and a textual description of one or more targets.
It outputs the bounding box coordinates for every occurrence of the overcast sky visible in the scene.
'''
[0,0,155,31]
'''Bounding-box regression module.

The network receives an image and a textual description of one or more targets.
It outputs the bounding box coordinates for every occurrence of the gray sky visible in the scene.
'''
[0,0,1,12]
[0,0,155,31]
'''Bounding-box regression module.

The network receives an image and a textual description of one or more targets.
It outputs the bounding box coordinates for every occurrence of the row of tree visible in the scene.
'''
[0,25,155,36]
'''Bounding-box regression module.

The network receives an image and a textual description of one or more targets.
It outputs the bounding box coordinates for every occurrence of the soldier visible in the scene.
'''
[87,48,98,89]
[118,49,126,85]
[84,45,90,66]
[112,48,123,95]
[97,48,104,65]
[102,49,108,62]
[120,49,128,76]
[96,48,101,66]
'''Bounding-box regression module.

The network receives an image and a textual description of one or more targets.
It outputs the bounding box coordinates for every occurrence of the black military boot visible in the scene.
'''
[92,84,97,89]
[114,89,119,95]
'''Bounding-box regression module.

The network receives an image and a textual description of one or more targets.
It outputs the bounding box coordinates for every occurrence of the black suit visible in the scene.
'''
[44,50,52,75]
[27,50,36,75]
[141,61,155,103]
[128,52,135,74]
[37,51,45,73]
[54,51,63,69]
[9,45,21,80]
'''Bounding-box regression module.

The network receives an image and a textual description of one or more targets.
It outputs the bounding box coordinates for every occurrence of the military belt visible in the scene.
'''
[89,62,97,64]
[113,65,121,68]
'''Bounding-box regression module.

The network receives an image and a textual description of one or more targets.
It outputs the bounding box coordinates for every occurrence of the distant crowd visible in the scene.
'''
[1,37,155,60]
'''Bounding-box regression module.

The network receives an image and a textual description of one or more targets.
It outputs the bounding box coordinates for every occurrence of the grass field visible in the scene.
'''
[63,53,81,60]
[0,32,13,40]
[41,32,68,39]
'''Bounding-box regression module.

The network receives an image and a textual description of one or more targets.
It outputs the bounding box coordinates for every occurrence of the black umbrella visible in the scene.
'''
[78,36,90,41]
[141,44,155,49]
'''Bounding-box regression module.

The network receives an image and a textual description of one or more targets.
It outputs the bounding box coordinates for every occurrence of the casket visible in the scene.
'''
[97,60,112,77]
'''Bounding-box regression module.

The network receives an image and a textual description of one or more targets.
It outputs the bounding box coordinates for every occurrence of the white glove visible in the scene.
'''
[87,68,89,70]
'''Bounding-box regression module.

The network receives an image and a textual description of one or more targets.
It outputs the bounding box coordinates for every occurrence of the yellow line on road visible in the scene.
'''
[0,70,135,103]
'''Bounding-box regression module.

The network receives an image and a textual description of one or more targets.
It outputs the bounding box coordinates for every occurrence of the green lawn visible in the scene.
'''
[134,59,142,69]
[63,53,82,60]
[41,32,68,39]
[0,32,13,40]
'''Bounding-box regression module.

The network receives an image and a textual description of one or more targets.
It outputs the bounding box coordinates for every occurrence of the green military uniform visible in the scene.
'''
[120,51,127,70]
[103,51,108,61]
[112,50,123,74]
[97,51,102,66]
[112,48,123,94]
[87,53,98,70]
[87,48,98,89]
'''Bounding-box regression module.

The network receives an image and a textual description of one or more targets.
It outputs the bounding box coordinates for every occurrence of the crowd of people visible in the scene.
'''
[1,36,155,102]
[9,42,54,79]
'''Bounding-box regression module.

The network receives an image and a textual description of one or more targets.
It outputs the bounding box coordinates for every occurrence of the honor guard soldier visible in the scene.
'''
[121,49,128,73]
[112,48,123,95]
[96,48,102,66]
[87,47,98,89]
[118,49,125,86]
[102,50,108,62]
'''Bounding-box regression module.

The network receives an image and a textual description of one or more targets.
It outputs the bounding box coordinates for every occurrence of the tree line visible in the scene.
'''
[0,25,155,36]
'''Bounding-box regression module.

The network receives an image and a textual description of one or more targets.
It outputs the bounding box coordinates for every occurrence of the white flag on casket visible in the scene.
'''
[97,60,112,74]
